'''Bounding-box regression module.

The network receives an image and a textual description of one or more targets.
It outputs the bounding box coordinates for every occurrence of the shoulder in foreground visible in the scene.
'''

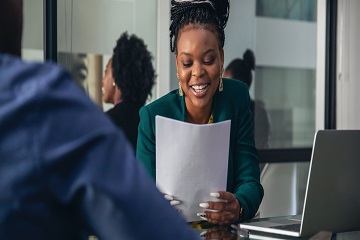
[0,53,71,88]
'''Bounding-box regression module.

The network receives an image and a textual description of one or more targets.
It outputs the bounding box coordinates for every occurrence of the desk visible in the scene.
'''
[191,221,360,240]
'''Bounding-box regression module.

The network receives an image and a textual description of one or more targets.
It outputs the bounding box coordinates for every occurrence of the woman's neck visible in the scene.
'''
[185,104,212,124]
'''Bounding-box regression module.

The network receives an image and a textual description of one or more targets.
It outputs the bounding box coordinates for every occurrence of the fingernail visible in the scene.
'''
[197,213,208,221]
[199,230,208,237]
[199,202,209,208]
[210,192,220,198]
[164,194,173,201]
[170,200,180,206]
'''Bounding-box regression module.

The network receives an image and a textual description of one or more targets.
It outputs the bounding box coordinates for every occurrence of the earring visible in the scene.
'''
[219,79,223,92]
[219,67,224,92]
[179,82,183,96]
[112,82,116,87]
[177,73,183,96]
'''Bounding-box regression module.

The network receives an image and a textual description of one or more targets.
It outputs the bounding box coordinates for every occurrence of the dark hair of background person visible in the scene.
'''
[169,0,230,53]
[112,32,155,107]
[225,49,255,87]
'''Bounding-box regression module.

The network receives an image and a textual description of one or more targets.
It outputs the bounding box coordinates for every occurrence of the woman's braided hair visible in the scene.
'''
[170,0,230,53]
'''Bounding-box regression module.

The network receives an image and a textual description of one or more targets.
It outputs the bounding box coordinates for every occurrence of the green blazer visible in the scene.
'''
[136,78,264,221]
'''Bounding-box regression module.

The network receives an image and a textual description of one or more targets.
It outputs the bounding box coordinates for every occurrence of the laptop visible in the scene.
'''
[239,130,360,237]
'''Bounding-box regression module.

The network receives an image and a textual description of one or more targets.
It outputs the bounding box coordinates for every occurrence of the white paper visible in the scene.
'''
[155,115,231,222]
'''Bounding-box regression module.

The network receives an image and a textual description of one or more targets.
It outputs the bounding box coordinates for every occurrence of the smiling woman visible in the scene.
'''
[176,27,224,123]
[136,0,264,225]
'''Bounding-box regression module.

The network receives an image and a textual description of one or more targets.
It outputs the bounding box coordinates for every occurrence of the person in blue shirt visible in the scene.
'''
[0,0,199,239]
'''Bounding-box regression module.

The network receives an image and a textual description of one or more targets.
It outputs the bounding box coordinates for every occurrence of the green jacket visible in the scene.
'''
[136,78,263,221]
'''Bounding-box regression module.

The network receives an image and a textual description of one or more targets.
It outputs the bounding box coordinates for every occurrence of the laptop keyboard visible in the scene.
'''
[269,223,301,232]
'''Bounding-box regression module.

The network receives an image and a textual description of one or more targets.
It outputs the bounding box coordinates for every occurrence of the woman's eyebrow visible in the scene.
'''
[180,48,215,57]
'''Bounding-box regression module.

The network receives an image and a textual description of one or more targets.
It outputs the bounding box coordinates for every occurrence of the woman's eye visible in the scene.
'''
[204,59,214,65]
[182,62,192,67]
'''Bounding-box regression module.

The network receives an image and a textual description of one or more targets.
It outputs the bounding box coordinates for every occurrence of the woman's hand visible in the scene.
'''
[164,194,182,213]
[199,191,241,225]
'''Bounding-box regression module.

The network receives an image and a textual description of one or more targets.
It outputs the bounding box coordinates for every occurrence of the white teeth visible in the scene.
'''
[192,84,208,92]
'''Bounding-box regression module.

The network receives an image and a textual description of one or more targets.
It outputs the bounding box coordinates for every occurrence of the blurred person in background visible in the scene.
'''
[224,49,271,149]
[102,32,155,150]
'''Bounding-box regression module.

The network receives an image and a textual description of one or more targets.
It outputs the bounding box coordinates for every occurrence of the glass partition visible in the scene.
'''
[222,1,319,217]
[171,0,319,150]
[22,0,44,62]
[256,0,317,22]
[228,0,318,150]
[255,67,316,148]
[56,0,157,110]
[29,0,321,149]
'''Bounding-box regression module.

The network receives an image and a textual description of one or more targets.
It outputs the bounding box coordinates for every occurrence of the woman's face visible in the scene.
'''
[102,58,115,104]
[176,25,224,113]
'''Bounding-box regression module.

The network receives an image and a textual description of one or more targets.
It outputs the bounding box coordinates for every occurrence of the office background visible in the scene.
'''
[21,0,360,217]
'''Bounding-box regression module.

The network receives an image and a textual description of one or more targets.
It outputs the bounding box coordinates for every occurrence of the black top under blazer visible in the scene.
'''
[106,101,141,150]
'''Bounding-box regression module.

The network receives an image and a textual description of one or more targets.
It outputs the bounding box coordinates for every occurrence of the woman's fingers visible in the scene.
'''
[164,194,181,206]
[200,192,237,212]
[164,194,174,201]
[214,191,237,202]
[199,191,241,224]
[170,200,180,206]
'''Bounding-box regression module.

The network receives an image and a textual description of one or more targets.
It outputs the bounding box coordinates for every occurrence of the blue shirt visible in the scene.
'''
[0,54,199,240]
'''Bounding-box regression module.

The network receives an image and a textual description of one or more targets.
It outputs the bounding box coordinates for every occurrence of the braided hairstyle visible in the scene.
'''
[225,49,255,87]
[112,32,155,107]
[170,0,230,53]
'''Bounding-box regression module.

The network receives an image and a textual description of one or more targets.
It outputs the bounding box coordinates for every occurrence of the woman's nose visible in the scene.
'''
[192,62,205,78]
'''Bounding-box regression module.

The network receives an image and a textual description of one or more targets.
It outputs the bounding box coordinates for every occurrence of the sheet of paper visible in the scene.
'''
[155,115,231,222]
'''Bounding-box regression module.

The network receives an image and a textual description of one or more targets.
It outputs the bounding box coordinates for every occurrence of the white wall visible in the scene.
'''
[316,0,327,131]
[256,17,316,69]
[22,0,44,61]
[337,0,360,129]
[224,0,256,68]
[22,0,43,50]
[57,0,157,56]
[156,0,171,98]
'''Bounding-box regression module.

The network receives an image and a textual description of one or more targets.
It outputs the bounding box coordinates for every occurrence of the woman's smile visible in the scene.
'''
[190,83,210,97]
